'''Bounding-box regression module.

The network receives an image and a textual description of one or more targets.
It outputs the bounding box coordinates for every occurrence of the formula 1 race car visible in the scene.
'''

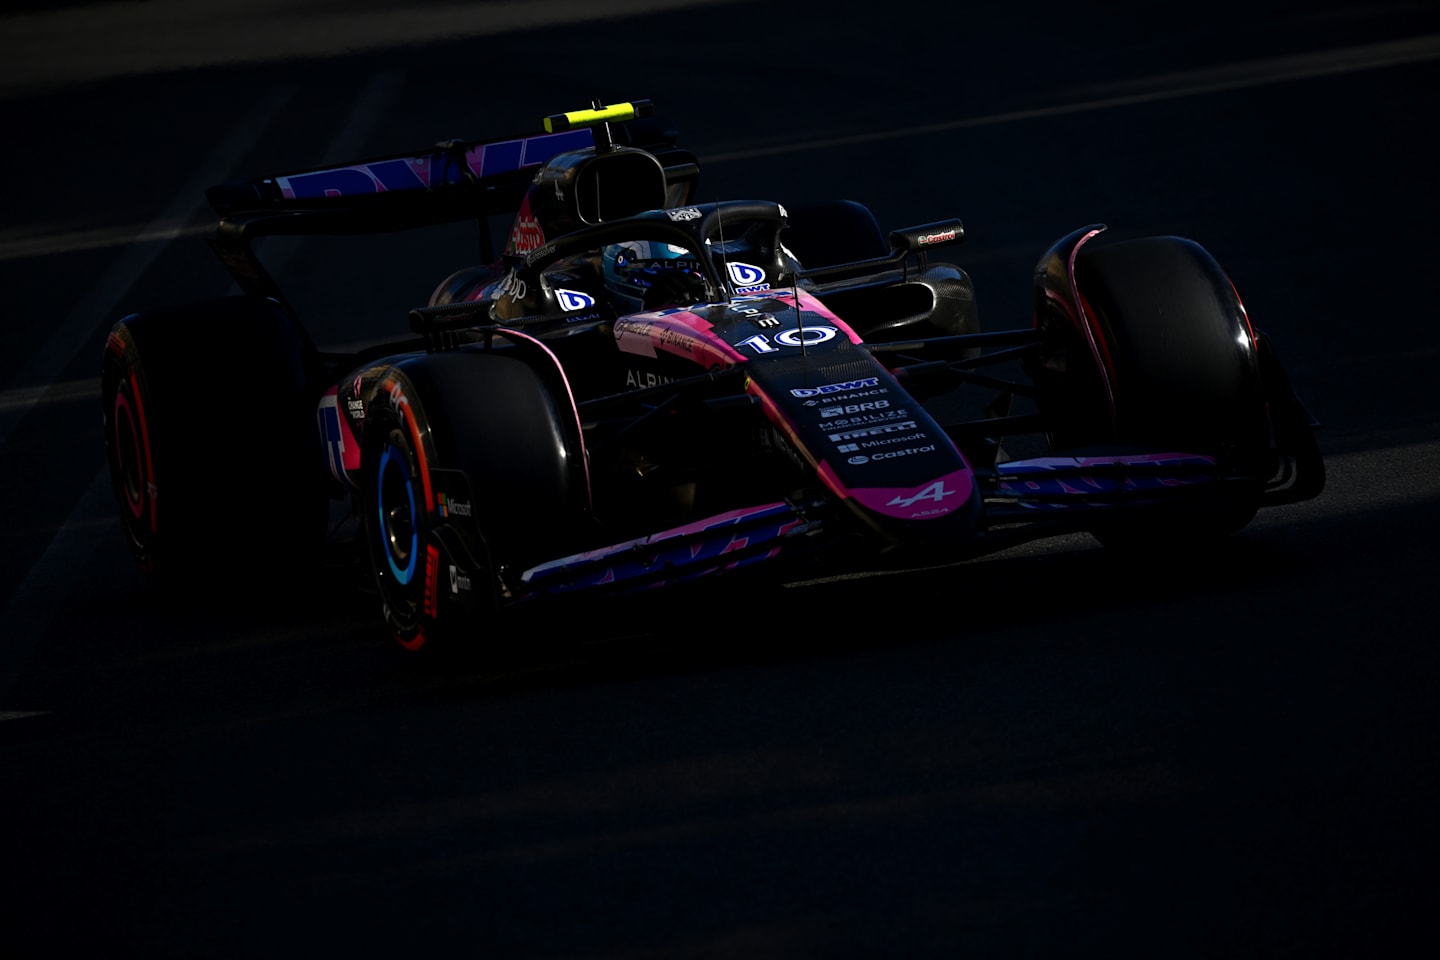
[101,99,1325,656]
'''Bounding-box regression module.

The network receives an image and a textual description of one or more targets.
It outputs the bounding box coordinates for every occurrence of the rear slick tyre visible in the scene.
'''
[100,298,326,587]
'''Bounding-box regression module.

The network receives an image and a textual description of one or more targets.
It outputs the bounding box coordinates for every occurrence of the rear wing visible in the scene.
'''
[206,109,699,301]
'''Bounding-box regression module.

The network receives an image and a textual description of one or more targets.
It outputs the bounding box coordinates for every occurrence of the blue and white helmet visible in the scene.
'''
[600,240,706,312]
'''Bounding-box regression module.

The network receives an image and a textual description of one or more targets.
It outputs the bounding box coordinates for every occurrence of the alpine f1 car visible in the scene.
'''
[101,100,1325,656]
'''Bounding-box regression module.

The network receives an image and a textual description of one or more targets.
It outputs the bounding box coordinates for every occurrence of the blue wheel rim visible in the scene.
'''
[377,444,418,585]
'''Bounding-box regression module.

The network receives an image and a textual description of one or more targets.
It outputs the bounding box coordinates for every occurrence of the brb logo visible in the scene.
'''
[821,400,890,419]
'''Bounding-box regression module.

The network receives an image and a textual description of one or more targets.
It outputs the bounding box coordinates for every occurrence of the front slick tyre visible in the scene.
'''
[361,348,588,664]
[1069,236,1270,547]
[365,366,549,667]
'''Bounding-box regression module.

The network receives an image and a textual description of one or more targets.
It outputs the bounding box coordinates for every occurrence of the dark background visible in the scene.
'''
[2,1,1438,956]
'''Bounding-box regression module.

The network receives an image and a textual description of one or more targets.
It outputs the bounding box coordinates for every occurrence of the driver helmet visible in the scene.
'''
[600,240,706,312]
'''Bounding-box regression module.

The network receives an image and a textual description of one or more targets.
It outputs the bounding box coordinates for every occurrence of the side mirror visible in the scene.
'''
[888,219,965,253]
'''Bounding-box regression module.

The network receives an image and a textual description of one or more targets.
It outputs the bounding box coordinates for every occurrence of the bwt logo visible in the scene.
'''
[726,261,766,287]
[556,288,595,311]
[790,376,880,398]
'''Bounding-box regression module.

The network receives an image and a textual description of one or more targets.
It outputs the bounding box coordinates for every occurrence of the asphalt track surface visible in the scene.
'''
[2,1,1439,956]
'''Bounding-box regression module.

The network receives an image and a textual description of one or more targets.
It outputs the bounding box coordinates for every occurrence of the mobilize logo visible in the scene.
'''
[666,207,702,221]
[886,480,955,508]
[825,411,910,430]
[829,414,904,431]
[448,564,472,594]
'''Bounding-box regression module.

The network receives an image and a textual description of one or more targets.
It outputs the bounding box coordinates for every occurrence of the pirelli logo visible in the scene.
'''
[827,420,919,443]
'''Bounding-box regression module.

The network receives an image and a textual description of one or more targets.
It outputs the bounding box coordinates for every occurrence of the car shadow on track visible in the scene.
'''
[403,525,1327,703]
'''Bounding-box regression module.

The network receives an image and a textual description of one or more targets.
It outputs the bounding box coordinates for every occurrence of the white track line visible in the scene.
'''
[0,378,99,414]
[0,222,212,263]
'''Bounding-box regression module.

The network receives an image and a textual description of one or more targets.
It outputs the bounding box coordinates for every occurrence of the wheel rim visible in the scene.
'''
[376,442,418,586]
